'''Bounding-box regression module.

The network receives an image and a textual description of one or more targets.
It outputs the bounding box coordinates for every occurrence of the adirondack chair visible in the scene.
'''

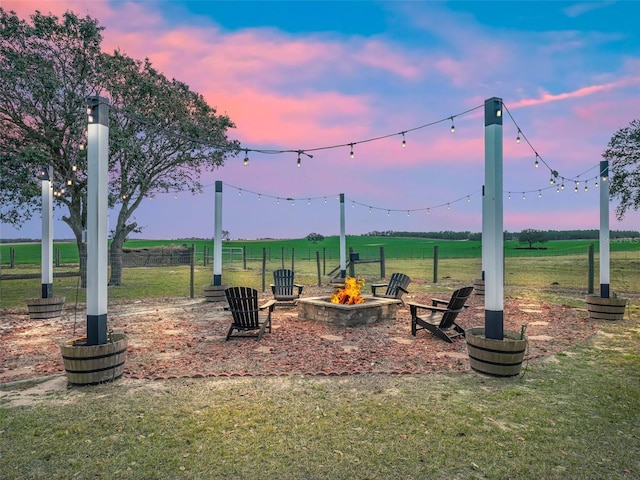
[224,286,276,341]
[271,269,304,307]
[408,286,474,343]
[371,273,411,302]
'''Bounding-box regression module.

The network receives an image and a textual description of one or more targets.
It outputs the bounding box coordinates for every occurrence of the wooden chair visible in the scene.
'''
[271,269,304,308]
[408,286,474,343]
[371,273,411,302]
[224,286,276,341]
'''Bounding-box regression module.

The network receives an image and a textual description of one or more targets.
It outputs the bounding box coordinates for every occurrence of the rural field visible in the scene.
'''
[1,236,639,479]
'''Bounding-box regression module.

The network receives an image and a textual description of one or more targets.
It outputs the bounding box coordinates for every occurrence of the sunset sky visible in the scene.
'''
[3,0,640,240]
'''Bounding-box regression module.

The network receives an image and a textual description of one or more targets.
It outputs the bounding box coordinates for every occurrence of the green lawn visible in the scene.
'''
[1,305,638,479]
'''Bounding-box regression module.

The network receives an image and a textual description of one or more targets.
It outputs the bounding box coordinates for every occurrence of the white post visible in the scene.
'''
[86,96,109,345]
[339,193,346,278]
[483,97,504,340]
[213,180,223,286]
[41,166,53,298]
[599,160,610,298]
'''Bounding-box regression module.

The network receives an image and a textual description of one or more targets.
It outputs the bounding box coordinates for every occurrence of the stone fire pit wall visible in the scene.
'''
[297,296,400,327]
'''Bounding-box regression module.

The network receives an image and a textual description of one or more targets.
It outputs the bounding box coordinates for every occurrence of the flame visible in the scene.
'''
[330,277,366,305]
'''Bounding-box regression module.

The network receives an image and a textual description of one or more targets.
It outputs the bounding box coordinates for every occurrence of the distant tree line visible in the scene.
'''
[363,230,639,241]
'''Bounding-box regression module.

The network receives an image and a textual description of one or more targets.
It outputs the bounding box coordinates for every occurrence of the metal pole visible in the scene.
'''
[483,97,504,340]
[86,96,109,345]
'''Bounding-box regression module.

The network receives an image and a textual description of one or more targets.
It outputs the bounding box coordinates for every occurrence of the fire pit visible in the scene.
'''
[297,296,400,327]
[297,277,400,327]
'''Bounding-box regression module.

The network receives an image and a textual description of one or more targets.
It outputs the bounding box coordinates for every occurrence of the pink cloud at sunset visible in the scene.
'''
[2,0,640,241]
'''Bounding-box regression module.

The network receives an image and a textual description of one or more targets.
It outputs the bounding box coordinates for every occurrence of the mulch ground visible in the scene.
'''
[0,287,597,384]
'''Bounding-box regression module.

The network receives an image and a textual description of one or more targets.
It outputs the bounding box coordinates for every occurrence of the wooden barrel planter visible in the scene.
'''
[473,279,485,296]
[26,296,65,320]
[585,295,627,321]
[204,284,228,303]
[466,327,527,377]
[60,333,128,385]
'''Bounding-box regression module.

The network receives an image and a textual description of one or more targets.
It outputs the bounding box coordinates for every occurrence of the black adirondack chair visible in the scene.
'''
[271,269,304,307]
[408,286,474,343]
[371,273,411,302]
[224,286,276,341]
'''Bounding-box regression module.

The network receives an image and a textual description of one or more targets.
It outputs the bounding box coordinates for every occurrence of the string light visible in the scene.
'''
[243,149,249,166]
[522,192,526,200]
[349,143,354,159]
[516,130,521,144]
[297,152,301,168]
[450,117,455,133]
[584,181,588,192]
[401,132,406,148]
[534,153,539,168]
[538,190,542,198]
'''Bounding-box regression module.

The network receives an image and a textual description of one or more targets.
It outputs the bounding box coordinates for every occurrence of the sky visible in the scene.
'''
[2,0,640,240]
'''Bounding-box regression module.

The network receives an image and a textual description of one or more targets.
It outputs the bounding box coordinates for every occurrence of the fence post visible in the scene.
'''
[291,247,295,271]
[55,248,60,267]
[348,247,355,277]
[10,247,15,268]
[323,247,326,275]
[588,243,595,294]
[262,248,267,292]
[281,247,285,269]
[433,245,439,283]
[243,246,247,270]
[316,251,321,286]
[190,244,195,299]
[380,246,385,278]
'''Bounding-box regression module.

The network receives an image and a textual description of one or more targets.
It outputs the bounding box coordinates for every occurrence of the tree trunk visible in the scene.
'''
[109,234,125,286]
[77,239,87,289]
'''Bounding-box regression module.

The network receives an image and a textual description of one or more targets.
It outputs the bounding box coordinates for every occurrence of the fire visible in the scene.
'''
[330,277,366,305]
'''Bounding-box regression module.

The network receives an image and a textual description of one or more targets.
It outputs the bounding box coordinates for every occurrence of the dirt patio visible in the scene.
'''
[0,285,599,387]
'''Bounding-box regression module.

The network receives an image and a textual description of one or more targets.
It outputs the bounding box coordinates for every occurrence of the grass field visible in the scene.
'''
[2,236,639,309]
[3,235,640,265]
[1,296,639,479]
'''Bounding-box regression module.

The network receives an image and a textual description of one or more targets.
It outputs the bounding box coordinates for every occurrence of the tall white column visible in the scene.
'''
[86,96,109,345]
[339,193,346,278]
[41,166,53,298]
[599,160,610,298]
[213,180,223,286]
[483,97,504,340]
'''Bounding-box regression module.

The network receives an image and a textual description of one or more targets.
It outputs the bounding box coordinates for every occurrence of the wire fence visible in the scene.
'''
[1,244,638,309]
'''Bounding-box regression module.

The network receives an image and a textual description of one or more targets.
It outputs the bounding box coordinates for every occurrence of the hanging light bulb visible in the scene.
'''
[516,130,521,144]
[538,190,542,198]
[447,203,451,209]
[450,117,455,133]
[297,156,301,168]
[556,185,560,193]
[401,132,406,148]
[258,194,261,201]
[66,179,72,186]
[467,196,471,202]
[406,210,410,216]
[427,208,430,215]
[574,182,579,193]
[352,201,355,208]
[508,192,511,200]
[595,179,599,188]
[369,206,372,213]
[549,176,555,185]
[307,198,311,205]
[243,150,249,166]
[387,210,390,216]
[534,154,539,168]
[349,143,354,159]
[238,189,242,196]
[277,198,280,205]
[584,181,588,192]
[72,164,77,172]
[522,192,526,200]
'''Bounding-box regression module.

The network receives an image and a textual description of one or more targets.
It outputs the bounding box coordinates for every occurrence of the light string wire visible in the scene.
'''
[77,98,608,214]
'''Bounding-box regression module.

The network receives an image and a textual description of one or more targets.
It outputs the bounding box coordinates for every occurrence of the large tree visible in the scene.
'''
[0,9,239,285]
[518,229,547,248]
[602,119,640,221]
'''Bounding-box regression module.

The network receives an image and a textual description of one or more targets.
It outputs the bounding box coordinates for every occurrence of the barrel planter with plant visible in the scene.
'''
[466,327,527,377]
[60,332,128,385]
